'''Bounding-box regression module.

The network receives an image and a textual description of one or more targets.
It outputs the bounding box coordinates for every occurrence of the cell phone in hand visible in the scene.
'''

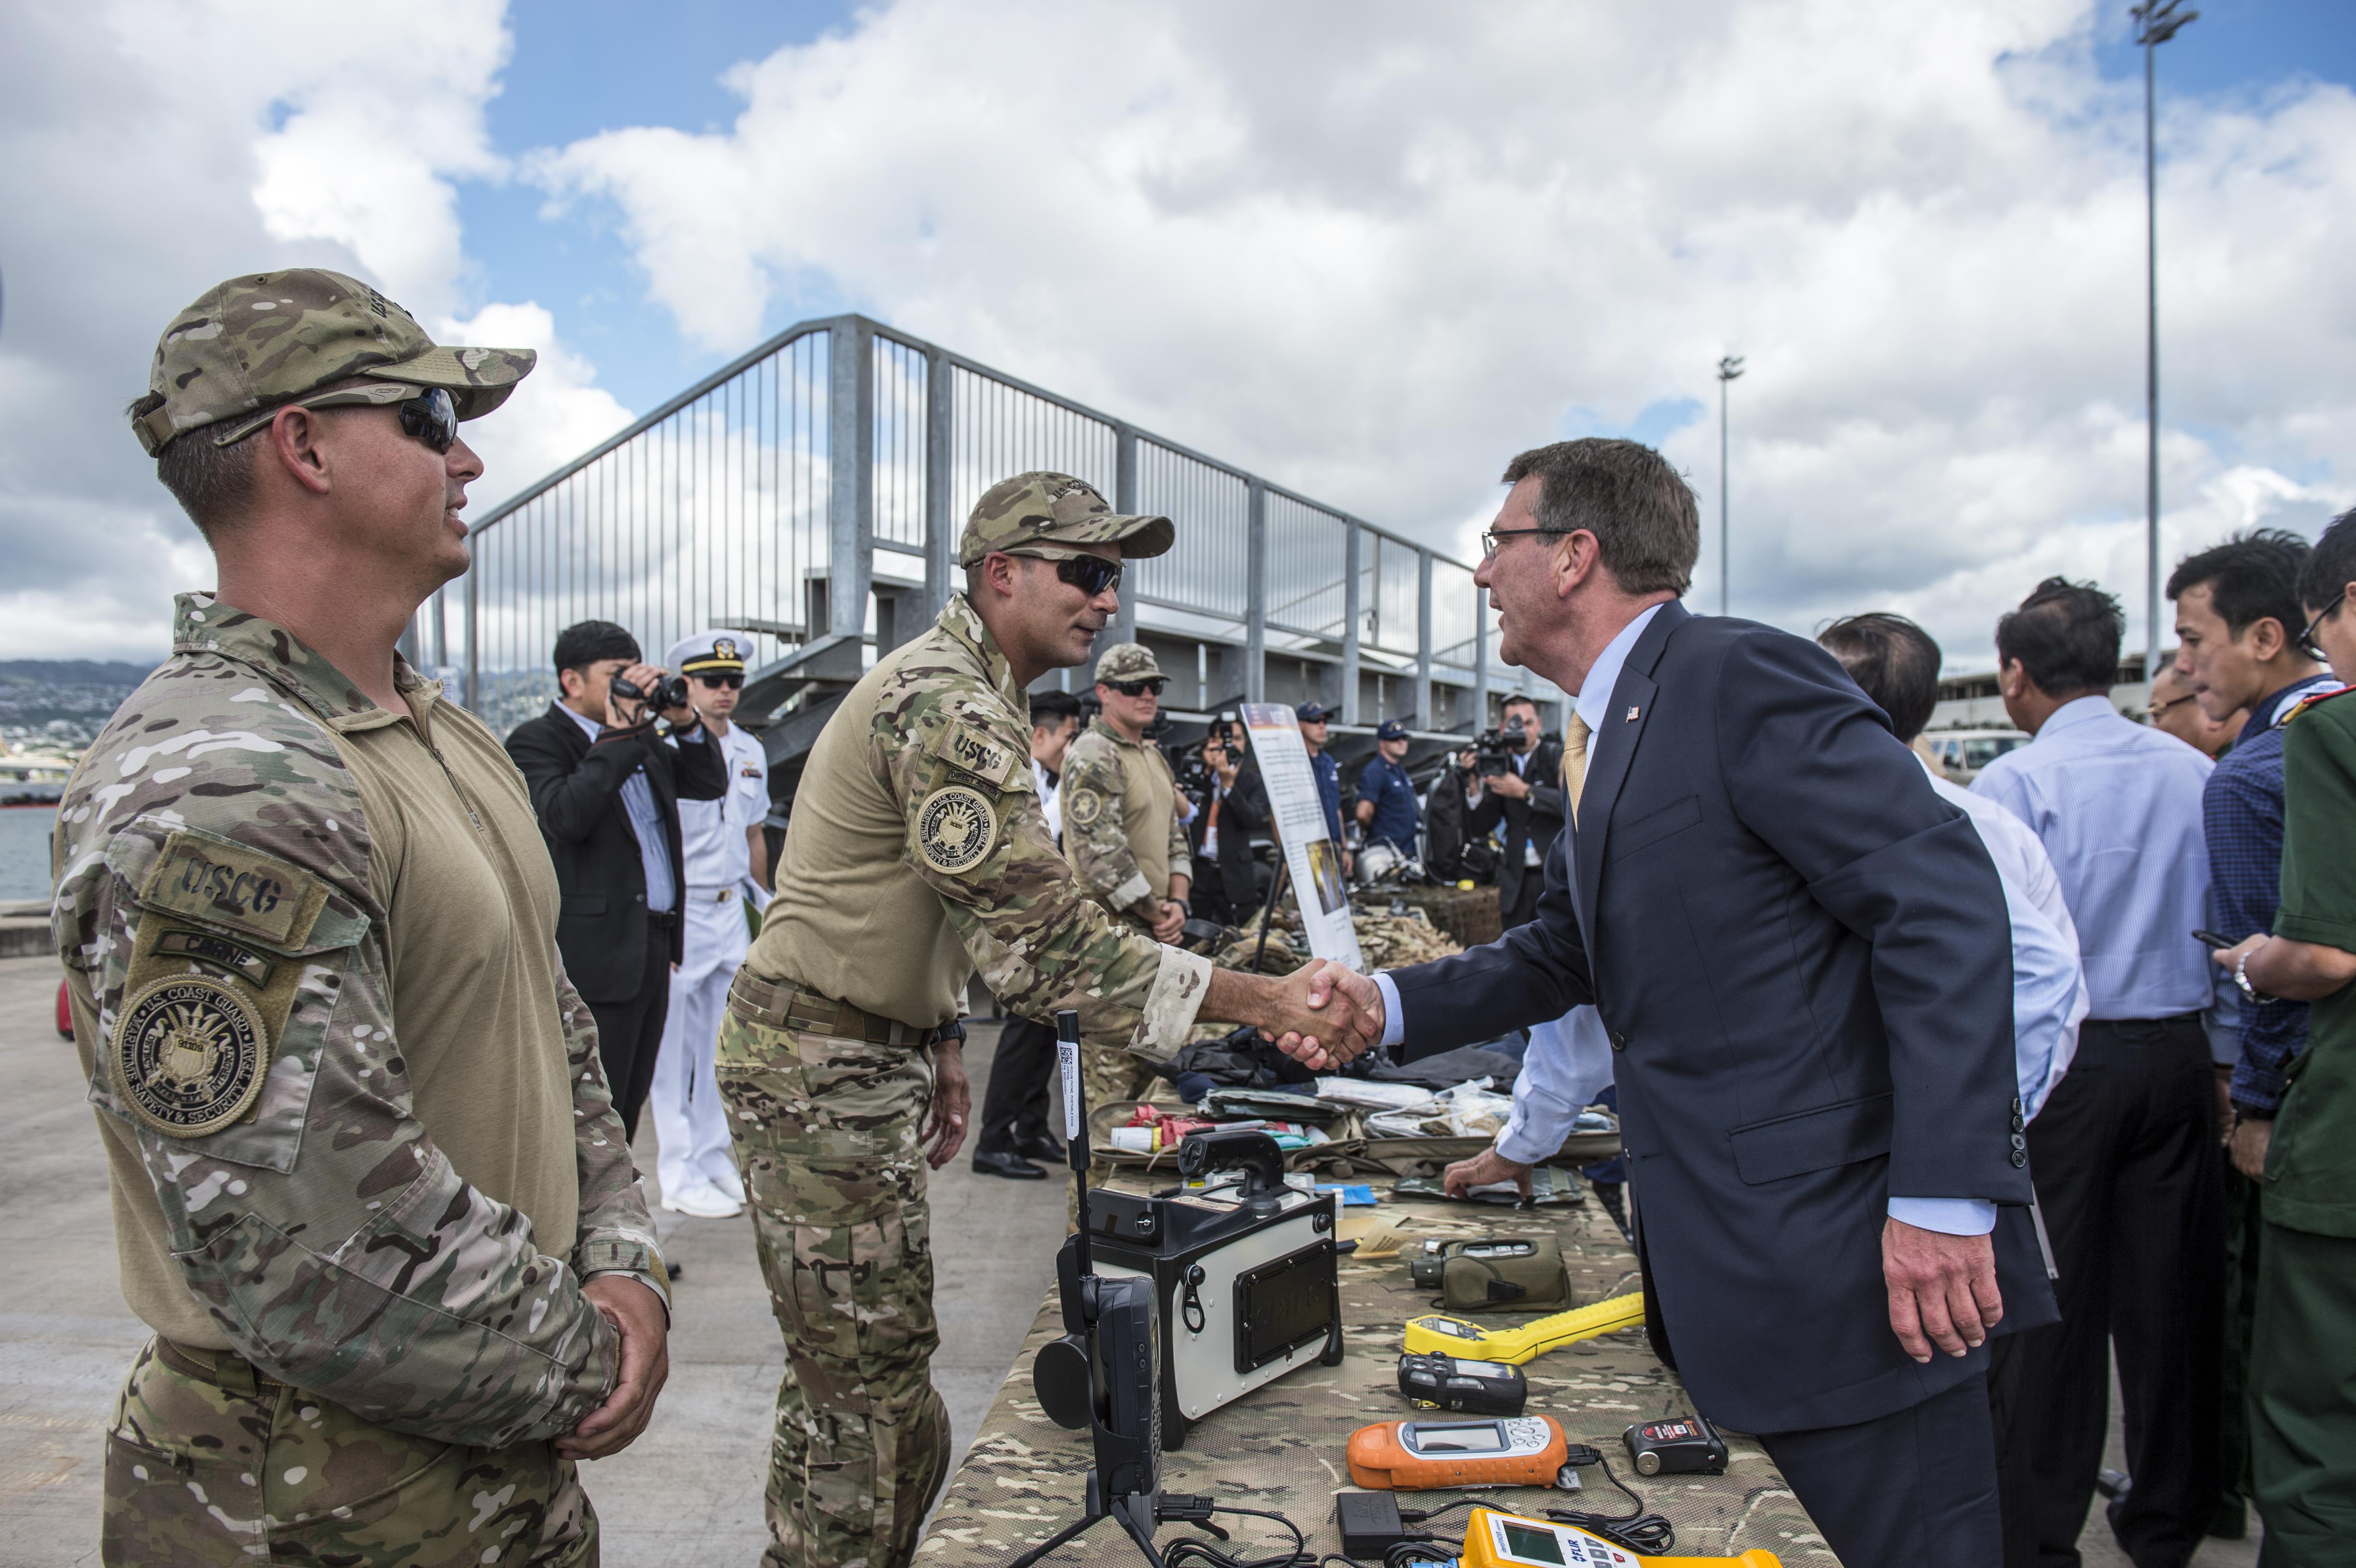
[2193,929,2236,949]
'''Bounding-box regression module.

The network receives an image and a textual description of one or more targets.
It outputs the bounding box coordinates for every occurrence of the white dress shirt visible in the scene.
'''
[1034,758,1063,842]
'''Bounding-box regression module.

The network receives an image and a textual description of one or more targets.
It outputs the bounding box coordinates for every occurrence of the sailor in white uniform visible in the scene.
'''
[654,631,773,1219]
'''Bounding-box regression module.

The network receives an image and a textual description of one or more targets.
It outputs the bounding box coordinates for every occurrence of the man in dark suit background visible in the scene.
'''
[507,620,728,1142]
[1194,719,1272,924]
[1465,692,1565,927]
[1296,439,2055,1566]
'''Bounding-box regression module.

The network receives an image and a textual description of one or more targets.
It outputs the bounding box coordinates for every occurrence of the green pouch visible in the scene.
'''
[1440,1234,1572,1312]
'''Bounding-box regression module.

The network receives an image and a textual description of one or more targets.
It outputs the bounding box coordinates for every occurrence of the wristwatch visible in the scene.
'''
[2235,948,2273,1004]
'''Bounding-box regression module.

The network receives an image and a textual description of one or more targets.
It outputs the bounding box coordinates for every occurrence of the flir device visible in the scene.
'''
[1404,1294,1646,1365]
[1456,1504,1781,1568]
[1017,1012,1219,1568]
[1411,1236,1538,1290]
[1396,1351,1527,1416]
[1083,1125,1343,1448]
[1621,1414,1729,1477]
[1347,1414,1572,1490]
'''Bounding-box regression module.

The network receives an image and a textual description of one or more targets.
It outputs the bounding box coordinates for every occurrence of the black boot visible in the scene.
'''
[972,1149,1048,1180]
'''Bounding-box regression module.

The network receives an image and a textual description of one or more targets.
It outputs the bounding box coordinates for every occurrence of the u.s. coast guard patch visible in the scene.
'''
[112,975,268,1137]
[917,785,997,874]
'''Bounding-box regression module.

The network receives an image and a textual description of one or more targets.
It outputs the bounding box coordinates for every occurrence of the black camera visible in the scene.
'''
[609,671,690,717]
[1472,717,1527,776]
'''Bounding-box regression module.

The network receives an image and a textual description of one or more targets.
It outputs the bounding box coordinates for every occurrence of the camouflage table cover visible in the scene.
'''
[915,1176,1835,1567]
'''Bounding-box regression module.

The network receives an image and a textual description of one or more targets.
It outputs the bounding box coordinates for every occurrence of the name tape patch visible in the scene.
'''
[139,831,321,948]
[154,928,276,988]
[929,718,1019,789]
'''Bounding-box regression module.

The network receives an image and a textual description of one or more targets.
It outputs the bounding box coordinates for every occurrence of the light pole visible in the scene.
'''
[1717,355,1745,617]
[2134,0,2196,688]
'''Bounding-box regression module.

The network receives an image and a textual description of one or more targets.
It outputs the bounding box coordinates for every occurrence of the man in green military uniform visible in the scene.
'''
[1062,641,1194,1110]
[2221,512,2356,1562]
[58,270,671,1566]
[721,470,1376,1568]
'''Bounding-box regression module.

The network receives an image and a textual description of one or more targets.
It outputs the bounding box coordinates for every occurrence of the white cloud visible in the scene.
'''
[535,0,2356,671]
[0,0,624,659]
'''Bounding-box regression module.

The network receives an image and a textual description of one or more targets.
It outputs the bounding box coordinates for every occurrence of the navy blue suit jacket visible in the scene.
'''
[1389,602,2057,1433]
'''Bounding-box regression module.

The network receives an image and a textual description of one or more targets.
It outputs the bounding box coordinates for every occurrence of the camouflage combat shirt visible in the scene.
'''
[53,594,665,1448]
[1060,715,1191,925]
[747,593,1211,1059]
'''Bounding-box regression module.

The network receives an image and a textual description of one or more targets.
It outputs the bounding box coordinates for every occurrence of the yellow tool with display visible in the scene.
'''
[1403,1293,1646,1364]
[1458,1504,1779,1568]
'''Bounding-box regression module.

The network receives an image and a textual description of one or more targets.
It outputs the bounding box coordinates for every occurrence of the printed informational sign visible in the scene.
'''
[1240,705,1366,971]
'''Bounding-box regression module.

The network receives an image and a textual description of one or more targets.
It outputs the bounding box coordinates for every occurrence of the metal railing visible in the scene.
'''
[451,314,1559,738]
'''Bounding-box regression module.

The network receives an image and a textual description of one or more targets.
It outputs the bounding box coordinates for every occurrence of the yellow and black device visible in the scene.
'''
[1457,1504,1781,1568]
[1403,1293,1646,1365]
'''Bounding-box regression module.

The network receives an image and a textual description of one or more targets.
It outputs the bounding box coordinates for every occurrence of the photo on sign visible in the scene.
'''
[1303,838,1347,915]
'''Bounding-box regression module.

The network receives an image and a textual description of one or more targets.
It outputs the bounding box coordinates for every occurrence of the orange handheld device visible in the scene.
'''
[1458,1504,1782,1568]
[1346,1415,1571,1490]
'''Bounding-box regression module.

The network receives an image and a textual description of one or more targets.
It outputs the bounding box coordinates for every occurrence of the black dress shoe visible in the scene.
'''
[971,1150,1048,1180]
[1015,1132,1065,1162]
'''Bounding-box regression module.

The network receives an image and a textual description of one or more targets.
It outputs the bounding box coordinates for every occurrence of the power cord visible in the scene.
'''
[1160,1503,1318,1568]
[1383,1538,1461,1567]
[1545,1446,1675,1555]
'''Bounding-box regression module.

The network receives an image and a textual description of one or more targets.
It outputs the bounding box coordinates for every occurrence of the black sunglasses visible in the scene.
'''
[2298,589,2347,662]
[213,382,458,454]
[692,671,744,689]
[1105,677,1167,698]
[1007,551,1123,597]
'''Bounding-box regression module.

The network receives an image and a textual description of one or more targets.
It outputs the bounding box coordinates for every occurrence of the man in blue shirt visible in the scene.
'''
[1296,700,1348,871]
[2167,530,2341,1542]
[1354,718,1420,856]
[1974,577,2229,1568]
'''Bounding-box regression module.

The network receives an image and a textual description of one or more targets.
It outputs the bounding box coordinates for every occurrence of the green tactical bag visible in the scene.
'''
[1439,1234,1573,1312]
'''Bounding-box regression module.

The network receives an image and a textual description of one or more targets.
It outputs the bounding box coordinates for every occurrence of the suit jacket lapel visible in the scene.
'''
[1573,601,1688,943]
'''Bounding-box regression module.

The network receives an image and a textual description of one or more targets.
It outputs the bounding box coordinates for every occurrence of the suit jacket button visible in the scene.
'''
[2010,1148,2028,1168]
[2010,1132,2027,1151]
[2011,1111,2027,1133]
[1609,1031,1628,1052]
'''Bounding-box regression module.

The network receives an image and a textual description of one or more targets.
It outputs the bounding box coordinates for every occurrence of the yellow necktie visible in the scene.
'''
[1561,711,1592,826]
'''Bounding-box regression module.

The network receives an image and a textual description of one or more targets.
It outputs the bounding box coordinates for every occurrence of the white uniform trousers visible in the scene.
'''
[652,890,751,1200]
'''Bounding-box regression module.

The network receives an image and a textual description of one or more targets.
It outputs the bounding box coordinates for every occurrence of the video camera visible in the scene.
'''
[1472,716,1529,776]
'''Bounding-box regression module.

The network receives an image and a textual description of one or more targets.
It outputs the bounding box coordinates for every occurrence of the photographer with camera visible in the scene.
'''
[508,619,729,1142]
[1191,717,1271,925]
[1464,693,1566,927]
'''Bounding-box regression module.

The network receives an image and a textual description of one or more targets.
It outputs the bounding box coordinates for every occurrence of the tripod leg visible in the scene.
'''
[1003,1509,1102,1568]
[1112,1499,1170,1568]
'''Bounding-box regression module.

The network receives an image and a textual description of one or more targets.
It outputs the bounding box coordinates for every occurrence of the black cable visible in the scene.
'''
[1383,1537,1460,1568]
[1161,1503,1315,1568]
[1546,1453,1675,1554]
[1396,1497,1488,1526]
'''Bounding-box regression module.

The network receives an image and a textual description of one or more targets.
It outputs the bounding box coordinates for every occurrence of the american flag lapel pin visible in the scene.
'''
[1625,705,1641,722]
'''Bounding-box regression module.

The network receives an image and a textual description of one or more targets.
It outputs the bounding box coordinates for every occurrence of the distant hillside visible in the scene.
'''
[0,660,163,749]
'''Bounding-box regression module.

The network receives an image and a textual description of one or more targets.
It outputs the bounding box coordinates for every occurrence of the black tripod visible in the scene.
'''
[1005,1012,1215,1568]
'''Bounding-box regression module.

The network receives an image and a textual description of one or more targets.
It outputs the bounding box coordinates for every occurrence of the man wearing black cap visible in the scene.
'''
[1357,719,1421,860]
[1296,701,1349,876]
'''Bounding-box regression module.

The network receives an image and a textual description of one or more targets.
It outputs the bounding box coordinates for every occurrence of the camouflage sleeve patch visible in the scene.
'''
[926,712,1024,788]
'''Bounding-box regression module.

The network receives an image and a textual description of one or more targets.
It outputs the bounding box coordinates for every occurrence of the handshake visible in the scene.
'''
[1248,958,1389,1071]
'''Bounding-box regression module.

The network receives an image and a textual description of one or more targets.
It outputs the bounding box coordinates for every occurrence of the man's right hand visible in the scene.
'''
[2230,1116,2271,1182]
[1443,1147,1533,1199]
[1262,962,1385,1069]
[559,1275,671,1460]
[604,662,668,729]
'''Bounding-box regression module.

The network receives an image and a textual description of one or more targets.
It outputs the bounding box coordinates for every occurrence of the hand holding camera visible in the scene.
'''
[607,663,694,730]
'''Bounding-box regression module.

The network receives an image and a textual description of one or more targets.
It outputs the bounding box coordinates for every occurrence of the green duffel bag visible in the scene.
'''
[1440,1233,1574,1312]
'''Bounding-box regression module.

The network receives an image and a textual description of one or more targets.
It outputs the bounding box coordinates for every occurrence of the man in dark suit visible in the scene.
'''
[1295,439,2055,1566]
[1196,722,1272,924]
[507,620,728,1142]
[1465,692,1566,927]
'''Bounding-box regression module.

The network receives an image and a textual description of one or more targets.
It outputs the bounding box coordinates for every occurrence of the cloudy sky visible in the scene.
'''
[3,0,2352,672]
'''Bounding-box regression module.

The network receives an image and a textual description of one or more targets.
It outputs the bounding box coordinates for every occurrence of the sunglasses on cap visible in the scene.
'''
[211,382,459,455]
[1005,550,1123,597]
[692,671,744,689]
[1104,677,1167,697]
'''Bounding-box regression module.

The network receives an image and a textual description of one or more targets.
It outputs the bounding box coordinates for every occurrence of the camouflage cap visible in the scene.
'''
[1093,643,1163,684]
[132,269,536,457]
[958,471,1174,567]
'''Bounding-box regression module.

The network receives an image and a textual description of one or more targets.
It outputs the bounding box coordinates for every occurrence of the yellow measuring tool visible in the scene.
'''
[1402,1292,1646,1364]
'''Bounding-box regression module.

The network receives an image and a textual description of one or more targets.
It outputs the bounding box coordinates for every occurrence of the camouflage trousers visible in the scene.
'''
[102,1337,594,1567]
[718,1000,952,1568]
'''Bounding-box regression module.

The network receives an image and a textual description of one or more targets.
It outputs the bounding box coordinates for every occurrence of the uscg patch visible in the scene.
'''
[112,974,269,1138]
[928,718,1020,789]
[917,785,998,875]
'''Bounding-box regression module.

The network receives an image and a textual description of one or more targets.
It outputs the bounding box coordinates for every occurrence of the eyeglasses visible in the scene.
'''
[1005,550,1123,597]
[1480,526,1572,558]
[2297,589,2347,662]
[692,672,744,689]
[1104,677,1167,698]
[2147,691,2196,720]
[211,382,458,454]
